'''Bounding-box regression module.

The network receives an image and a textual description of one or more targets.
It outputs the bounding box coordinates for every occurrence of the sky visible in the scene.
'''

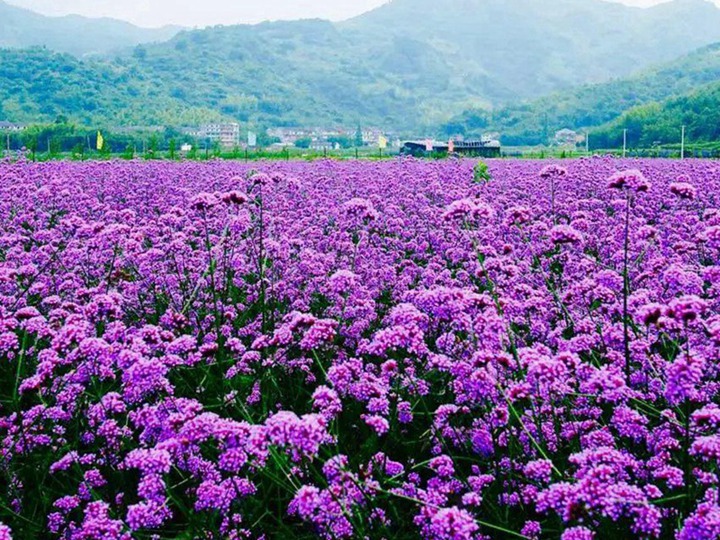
[6,0,718,28]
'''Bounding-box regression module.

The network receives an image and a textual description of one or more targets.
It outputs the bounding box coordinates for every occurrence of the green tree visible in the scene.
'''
[327,135,353,149]
[294,137,312,149]
[122,144,135,160]
[133,45,147,60]
[147,134,159,158]
[23,132,38,160]
[354,126,363,147]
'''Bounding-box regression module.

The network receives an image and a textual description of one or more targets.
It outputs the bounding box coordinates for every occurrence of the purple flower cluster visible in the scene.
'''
[0,156,718,539]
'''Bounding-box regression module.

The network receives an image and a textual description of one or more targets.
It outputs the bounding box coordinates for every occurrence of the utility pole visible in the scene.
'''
[623,129,627,158]
[585,132,589,156]
[681,125,686,160]
[5,132,9,154]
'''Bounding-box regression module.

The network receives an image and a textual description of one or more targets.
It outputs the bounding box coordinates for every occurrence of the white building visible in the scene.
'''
[0,122,25,132]
[555,128,581,147]
[268,126,388,147]
[184,123,241,148]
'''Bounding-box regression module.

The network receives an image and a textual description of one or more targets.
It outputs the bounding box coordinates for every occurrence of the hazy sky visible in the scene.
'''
[6,0,717,28]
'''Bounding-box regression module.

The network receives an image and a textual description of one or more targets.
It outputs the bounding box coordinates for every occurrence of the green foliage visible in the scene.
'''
[473,161,492,184]
[590,81,720,149]
[1,118,198,155]
[0,48,226,128]
[70,143,85,159]
[294,137,312,149]
[327,135,353,149]
[132,45,147,60]
[449,43,720,146]
[121,144,135,160]
[354,126,364,148]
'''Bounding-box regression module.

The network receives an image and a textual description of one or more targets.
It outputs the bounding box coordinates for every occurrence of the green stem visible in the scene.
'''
[623,193,632,384]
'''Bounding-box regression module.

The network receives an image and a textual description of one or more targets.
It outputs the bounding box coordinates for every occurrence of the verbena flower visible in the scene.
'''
[550,225,583,245]
[0,158,718,539]
[426,506,479,540]
[608,169,650,192]
[670,181,697,200]
[540,164,568,178]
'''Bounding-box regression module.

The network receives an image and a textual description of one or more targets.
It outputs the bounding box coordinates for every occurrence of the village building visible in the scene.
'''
[555,128,583,147]
[0,122,26,132]
[183,123,240,148]
[401,139,501,158]
[268,126,388,147]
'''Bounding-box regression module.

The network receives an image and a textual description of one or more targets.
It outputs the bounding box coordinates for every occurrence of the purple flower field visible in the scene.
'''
[0,156,719,539]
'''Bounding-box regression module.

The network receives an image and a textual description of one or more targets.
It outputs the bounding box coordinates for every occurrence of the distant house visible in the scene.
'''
[267,128,314,145]
[361,129,384,145]
[555,128,580,147]
[0,122,26,132]
[184,123,240,148]
[268,126,388,147]
[310,141,334,151]
[401,139,501,158]
[203,123,240,148]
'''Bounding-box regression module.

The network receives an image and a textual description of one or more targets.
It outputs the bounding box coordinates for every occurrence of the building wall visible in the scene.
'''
[191,123,241,148]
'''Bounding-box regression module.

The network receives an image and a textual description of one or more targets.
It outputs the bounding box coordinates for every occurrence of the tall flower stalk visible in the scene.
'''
[608,169,650,384]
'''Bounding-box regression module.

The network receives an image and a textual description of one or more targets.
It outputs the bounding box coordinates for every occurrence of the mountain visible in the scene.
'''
[0,1,181,56]
[445,42,720,145]
[2,0,720,131]
[113,18,514,130]
[343,0,720,99]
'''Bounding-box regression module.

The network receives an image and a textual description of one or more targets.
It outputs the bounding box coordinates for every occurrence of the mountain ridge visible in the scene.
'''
[0,0,182,56]
[342,0,720,98]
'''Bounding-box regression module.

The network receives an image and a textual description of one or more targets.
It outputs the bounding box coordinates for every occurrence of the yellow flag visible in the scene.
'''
[96,131,104,151]
[378,135,388,149]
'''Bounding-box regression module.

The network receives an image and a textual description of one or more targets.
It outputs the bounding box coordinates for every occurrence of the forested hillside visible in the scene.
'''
[444,43,720,145]
[3,0,720,133]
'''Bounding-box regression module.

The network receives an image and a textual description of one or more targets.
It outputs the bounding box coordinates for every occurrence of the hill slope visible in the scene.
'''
[0,0,180,56]
[590,81,720,149]
[344,0,720,99]
[443,42,720,145]
[0,48,224,126]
